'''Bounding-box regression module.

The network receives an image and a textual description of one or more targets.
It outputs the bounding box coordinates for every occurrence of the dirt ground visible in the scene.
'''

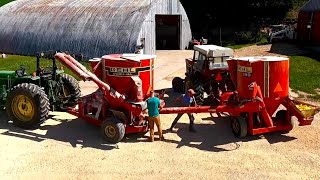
[0,44,319,179]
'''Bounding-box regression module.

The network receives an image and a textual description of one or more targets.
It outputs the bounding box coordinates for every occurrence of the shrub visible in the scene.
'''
[235,31,263,44]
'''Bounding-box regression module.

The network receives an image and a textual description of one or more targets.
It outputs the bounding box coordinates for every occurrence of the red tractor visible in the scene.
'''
[172,45,235,105]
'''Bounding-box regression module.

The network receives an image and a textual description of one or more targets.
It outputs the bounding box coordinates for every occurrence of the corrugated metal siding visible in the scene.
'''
[0,0,191,57]
[311,12,320,43]
[137,0,192,55]
[297,12,308,41]
[0,0,154,58]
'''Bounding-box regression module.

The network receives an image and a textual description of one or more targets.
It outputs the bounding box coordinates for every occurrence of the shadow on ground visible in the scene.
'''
[0,111,118,150]
[0,87,298,152]
[268,42,320,66]
[166,116,295,152]
[124,87,297,152]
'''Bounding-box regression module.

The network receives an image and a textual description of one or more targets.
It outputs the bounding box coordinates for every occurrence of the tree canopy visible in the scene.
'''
[180,0,308,39]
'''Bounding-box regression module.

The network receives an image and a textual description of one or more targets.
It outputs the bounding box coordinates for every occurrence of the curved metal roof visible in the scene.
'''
[0,0,156,58]
[300,0,320,12]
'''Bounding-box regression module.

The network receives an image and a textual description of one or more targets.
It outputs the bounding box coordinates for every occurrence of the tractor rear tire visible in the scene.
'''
[101,118,125,143]
[6,83,50,129]
[60,74,81,108]
[172,77,184,93]
[193,79,204,105]
[184,78,192,94]
[231,116,248,137]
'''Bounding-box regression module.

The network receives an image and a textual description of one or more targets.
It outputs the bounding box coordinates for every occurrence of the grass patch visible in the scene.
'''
[0,0,14,6]
[290,55,320,96]
[226,37,269,50]
[0,54,91,80]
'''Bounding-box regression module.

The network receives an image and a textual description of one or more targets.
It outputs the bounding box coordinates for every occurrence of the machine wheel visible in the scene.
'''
[193,78,204,105]
[231,117,248,137]
[101,118,125,143]
[184,78,192,94]
[60,74,81,109]
[6,83,50,129]
[172,77,184,93]
[276,110,294,133]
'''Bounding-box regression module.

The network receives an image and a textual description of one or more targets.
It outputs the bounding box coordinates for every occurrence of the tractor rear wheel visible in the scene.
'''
[231,116,248,137]
[193,78,204,105]
[6,83,50,129]
[60,74,81,109]
[184,78,192,94]
[172,77,184,93]
[101,118,125,143]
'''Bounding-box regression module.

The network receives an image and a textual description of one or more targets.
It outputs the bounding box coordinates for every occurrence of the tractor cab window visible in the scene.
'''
[193,50,206,61]
[193,50,199,60]
[195,51,206,70]
[208,57,228,70]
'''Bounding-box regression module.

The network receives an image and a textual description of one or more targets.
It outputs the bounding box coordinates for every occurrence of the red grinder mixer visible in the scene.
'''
[216,56,318,136]
[56,53,156,143]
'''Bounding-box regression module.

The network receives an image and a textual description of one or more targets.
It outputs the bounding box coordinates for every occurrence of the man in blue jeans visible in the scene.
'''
[169,89,197,132]
[146,90,164,142]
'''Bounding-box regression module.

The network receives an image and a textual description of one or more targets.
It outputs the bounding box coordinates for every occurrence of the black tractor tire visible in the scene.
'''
[6,83,50,129]
[172,77,184,93]
[193,78,204,105]
[184,78,192,94]
[60,74,81,108]
[231,116,248,137]
[276,110,294,133]
[101,118,125,143]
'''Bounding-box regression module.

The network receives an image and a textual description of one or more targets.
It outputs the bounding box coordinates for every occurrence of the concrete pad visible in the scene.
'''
[154,50,193,87]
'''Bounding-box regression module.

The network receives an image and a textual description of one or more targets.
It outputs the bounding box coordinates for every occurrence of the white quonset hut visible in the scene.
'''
[0,0,192,58]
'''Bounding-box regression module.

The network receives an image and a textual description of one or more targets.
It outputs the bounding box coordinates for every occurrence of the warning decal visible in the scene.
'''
[273,82,283,93]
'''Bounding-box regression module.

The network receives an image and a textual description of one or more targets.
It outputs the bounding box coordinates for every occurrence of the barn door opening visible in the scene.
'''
[156,15,181,50]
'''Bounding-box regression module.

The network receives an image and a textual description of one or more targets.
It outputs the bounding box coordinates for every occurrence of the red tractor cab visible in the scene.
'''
[173,45,235,105]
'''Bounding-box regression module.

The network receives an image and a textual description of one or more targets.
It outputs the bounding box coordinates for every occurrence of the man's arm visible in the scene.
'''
[158,98,164,110]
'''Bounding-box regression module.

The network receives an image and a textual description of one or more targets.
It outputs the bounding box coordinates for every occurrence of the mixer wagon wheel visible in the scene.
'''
[101,118,125,143]
[6,83,50,129]
[172,77,184,93]
[275,110,294,133]
[59,74,81,109]
[231,116,248,137]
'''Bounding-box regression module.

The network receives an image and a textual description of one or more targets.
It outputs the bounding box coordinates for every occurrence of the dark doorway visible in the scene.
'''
[156,15,180,50]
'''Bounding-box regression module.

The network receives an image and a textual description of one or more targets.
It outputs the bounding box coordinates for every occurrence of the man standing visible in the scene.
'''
[146,90,164,142]
[169,89,197,132]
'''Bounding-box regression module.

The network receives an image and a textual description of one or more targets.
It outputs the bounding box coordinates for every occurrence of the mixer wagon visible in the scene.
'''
[53,52,318,142]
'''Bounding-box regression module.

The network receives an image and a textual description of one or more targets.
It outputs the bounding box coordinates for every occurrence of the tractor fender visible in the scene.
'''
[11,77,41,88]
[109,110,128,124]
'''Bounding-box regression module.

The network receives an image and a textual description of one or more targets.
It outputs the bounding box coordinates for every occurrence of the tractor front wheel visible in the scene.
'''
[101,118,125,143]
[6,83,50,129]
[231,116,248,137]
[60,74,81,109]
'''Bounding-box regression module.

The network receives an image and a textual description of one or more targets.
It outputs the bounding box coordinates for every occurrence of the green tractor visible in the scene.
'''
[0,51,81,129]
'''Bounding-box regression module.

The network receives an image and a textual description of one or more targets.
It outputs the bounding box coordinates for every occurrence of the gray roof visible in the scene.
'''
[300,0,320,12]
[0,0,156,58]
